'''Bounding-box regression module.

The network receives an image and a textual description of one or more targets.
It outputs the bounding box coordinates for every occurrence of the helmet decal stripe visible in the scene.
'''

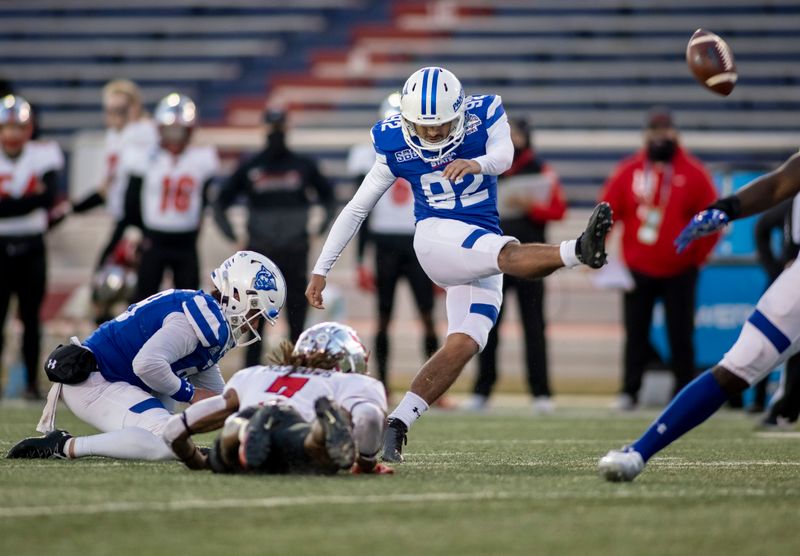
[430,68,439,116]
[420,68,429,115]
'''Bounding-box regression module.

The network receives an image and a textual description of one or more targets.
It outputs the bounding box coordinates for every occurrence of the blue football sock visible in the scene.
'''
[631,369,729,462]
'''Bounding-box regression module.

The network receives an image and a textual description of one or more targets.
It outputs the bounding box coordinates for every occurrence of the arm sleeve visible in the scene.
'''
[71,191,106,213]
[189,364,226,395]
[351,173,371,262]
[131,313,201,401]
[0,170,58,217]
[472,116,513,176]
[213,162,249,243]
[123,175,144,229]
[311,161,396,276]
[350,402,386,460]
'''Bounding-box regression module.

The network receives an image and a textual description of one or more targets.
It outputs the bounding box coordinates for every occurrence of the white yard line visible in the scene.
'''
[754,432,800,439]
[2,487,798,519]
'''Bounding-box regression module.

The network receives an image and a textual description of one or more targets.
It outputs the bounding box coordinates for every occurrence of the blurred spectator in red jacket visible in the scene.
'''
[600,107,719,410]
[465,117,567,413]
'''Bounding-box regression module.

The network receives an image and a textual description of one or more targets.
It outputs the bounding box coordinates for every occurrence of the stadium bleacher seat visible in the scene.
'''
[1,0,799,202]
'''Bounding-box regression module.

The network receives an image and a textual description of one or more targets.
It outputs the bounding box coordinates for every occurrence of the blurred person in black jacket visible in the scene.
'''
[214,108,336,367]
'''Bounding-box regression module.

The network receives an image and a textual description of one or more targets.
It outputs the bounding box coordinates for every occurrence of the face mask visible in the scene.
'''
[646,138,677,162]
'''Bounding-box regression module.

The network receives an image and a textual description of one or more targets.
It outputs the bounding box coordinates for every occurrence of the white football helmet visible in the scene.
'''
[92,264,136,306]
[0,94,32,126]
[0,95,33,153]
[210,251,286,347]
[293,322,368,374]
[154,93,196,127]
[399,66,466,163]
[154,92,196,149]
[379,91,402,119]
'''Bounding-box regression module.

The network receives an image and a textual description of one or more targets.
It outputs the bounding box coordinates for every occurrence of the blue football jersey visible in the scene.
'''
[84,289,232,395]
[372,94,507,234]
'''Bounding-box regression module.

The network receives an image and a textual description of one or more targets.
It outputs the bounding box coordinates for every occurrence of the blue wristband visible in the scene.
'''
[171,379,195,403]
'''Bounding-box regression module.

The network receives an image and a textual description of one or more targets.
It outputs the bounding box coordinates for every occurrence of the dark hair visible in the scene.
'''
[267,340,339,370]
[510,117,532,149]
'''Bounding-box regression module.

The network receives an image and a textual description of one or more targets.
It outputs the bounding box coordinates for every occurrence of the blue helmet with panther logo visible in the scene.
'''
[210,251,286,347]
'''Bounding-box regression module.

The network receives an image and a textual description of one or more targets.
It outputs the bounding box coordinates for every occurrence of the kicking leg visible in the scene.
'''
[498,202,612,279]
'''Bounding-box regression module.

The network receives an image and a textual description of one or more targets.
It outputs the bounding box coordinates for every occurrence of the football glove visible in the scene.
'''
[674,209,729,253]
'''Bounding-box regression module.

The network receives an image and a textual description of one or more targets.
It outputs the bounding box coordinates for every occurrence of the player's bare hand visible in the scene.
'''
[441,159,481,182]
[306,274,327,309]
[191,387,217,404]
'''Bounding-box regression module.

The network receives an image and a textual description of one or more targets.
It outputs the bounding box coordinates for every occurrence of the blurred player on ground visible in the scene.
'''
[7,251,286,462]
[599,150,800,482]
[306,66,612,462]
[164,322,391,475]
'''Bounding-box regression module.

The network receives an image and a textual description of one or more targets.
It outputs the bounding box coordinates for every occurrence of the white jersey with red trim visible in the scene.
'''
[224,364,387,423]
[106,119,158,221]
[347,142,416,235]
[124,144,219,233]
[0,140,63,235]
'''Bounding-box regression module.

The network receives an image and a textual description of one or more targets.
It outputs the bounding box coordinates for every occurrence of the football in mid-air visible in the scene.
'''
[685,28,737,96]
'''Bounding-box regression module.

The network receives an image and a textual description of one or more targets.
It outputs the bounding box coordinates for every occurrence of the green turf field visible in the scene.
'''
[1,404,798,556]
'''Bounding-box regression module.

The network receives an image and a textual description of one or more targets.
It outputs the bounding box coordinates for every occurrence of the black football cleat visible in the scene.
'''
[576,202,613,269]
[381,418,408,463]
[7,429,71,459]
[314,397,356,470]
[239,404,277,471]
